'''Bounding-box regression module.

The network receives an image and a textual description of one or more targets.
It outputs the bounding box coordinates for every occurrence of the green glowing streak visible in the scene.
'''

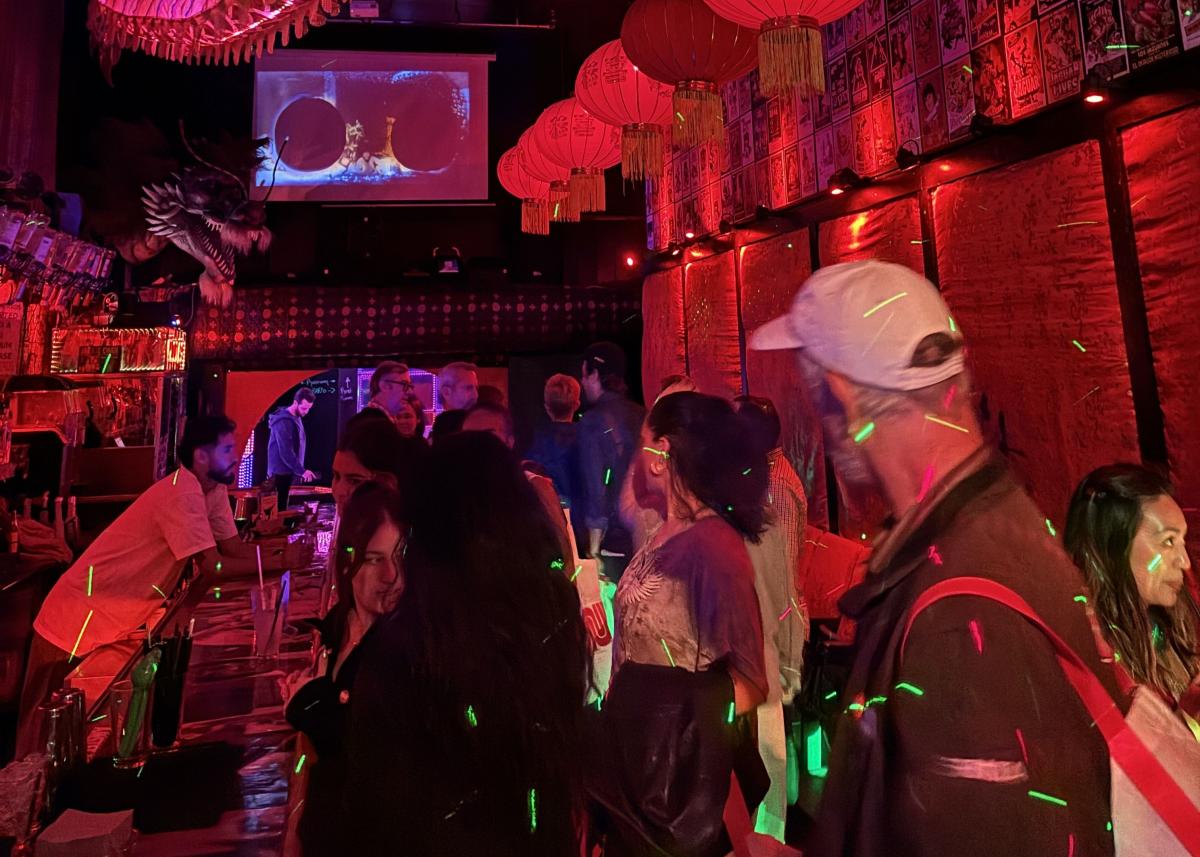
[152,584,166,598]
[295,754,307,775]
[675,111,686,122]
[172,469,179,485]
[924,414,970,433]
[604,468,612,485]
[550,558,565,570]
[1105,43,1140,49]
[90,714,108,722]
[101,353,113,374]
[68,609,95,663]
[642,446,669,458]
[1045,519,1057,537]
[847,702,866,712]
[1107,822,1113,832]
[527,789,538,833]
[862,291,909,318]
[87,565,94,597]
[1152,624,1164,648]
[1072,339,1087,353]
[866,695,888,708]
[962,64,974,74]
[216,561,222,575]
[742,467,751,475]
[806,723,828,777]
[570,565,582,582]
[727,702,736,724]
[853,422,876,444]
[824,690,838,701]
[895,682,925,696]
[214,587,221,599]
[948,315,957,332]
[661,638,676,667]
[1028,789,1068,807]
[1074,595,1088,603]
[465,705,478,727]
[1147,553,1163,573]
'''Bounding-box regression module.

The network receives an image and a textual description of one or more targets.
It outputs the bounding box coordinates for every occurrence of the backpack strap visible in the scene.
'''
[901,577,1200,855]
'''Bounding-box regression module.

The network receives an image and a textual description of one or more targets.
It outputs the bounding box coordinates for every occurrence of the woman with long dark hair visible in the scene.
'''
[343,431,591,856]
[598,391,770,857]
[1065,464,1200,724]
[286,481,409,856]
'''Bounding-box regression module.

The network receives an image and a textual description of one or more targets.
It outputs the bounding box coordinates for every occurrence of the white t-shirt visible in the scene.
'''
[35,467,237,657]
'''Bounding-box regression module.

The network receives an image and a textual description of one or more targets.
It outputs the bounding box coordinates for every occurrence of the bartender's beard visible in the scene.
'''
[208,466,236,486]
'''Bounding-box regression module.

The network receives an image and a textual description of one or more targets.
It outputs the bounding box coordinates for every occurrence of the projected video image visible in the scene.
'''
[253,51,491,202]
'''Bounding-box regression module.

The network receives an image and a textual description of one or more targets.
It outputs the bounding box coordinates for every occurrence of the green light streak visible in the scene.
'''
[924,414,970,433]
[853,422,876,444]
[214,587,221,599]
[862,291,909,318]
[1072,339,1087,352]
[727,702,736,724]
[1074,595,1088,603]
[824,690,838,701]
[742,467,751,475]
[87,565,94,597]
[68,609,95,663]
[1028,789,1068,807]
[1045,519,1057,537]
[465,705,478,728]
[805,723,828,777]
[151,584,166,598]
[642,446,669,458]
[948,315,957,332]
[101,353,113,374]
[570,565,582,582]
[295,754,307,775]
[1147,553,1163,573]
[866,695,888,708]
[604,468,612,485]
[895,682,925,696]
[527,789,538,832]
[661,638,676,667]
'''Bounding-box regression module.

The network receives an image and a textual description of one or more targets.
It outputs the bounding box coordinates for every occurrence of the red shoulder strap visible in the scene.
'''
[902,577,1200,855]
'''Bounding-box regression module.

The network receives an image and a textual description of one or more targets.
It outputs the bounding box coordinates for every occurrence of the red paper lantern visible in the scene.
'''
[517,128,578,224]
[575,40,675,181]
[621,0,758,146]
[703,0,862,96]
[497,147,551,236]
[530,98,622,215]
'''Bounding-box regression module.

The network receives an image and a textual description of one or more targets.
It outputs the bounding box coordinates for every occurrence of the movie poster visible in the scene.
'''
[724,121,742,175]
[796,90,815,139]
[739,114,755,168]
[972,38,1011,120]
[749,69,764,106]
[868,0,888,32]
[917,70,950,147]
[835,118,855,170]
[850,45,872,107]
[781,90,797,146]
[723,81,744,123]
[869,30,893,97]
[784,145,801,202]
[830,54,852,116]
[941,0,972,59]
[894,82,922,149]
[891,14,918,85]
[753,101,771,161]
[1121,0,1182,69]
[889,0,912,19]
[944,62,977,136]
[770,151,787,208]
[1179,0,1200,48]
[826,19,848,56]
[853,109,877,174]
[799,136,819,197]
[848,4,868,44]
[1039,0,1069,12]
[1002,0,1037,32]
[1006,21,1048,116]
[721,173,736,223]
[731,167,749,220]
[815,86,833,127]
[736,74,755,117]
[755,158,772,207]
[871,96,899,169]
[768,97,783,153]
[971,0,1002,44]
[816,126,836,190]
[913,0,944,72]
[1082,0,1131,76]
[1040,5,1085,101]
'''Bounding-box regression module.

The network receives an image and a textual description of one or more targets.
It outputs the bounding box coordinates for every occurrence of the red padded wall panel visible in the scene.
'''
[739,229,830,528]
[934,141,1139,523]
[1123,105,1200,545]
[641,268,687,401]
[818,196,926,272]
[684,253,743,400]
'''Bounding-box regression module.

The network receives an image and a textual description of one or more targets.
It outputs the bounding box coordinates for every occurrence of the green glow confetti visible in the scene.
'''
[1072,340,1087,353]
[1152,624,1164,648]
[924,414,970,433]
[1056,220,1100,228]
[216,561,222,575]
[570,565,582,582]
[742,467,751,475]
[604,468,612,485]
[806,723,828,777]
[1074,595,1088,604]
[1105,43,1140,49]
[1045,519,1058,537]
[550,558,565,570]
[214,587,221,599]
[675,111,686,122]
[1028,790,1068,807]
[948,315,957,332]
[661,638,676,667]
[295,754,307,775]
[68,609,95,663]
[151,584,166,598]
[90,713,108,722]
[963,64,974,74]
[863,291,909,318]
[1107,822,1113,832]
[847,702,866,713]
[895,682,925,696]
[727,702,736,724]
[87,565,94,597]
[854,422,876,444]
[101,353,113,374]
[527,789,538,833]
[824,690,838,700]
[172,469,179,485]
[465,705,478,727]
[866,695,888,708]
[1147,553,1163,573]
[642,446,669,458]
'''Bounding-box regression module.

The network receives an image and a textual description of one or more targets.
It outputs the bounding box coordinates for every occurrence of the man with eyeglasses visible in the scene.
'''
[347,361,414,434]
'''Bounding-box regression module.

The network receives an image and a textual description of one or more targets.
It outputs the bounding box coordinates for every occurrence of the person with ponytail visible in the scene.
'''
[596,391,770,857]
[1065,464,1200,728]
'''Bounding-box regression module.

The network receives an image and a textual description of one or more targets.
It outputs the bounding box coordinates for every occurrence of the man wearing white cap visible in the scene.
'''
[751,261,1121,856]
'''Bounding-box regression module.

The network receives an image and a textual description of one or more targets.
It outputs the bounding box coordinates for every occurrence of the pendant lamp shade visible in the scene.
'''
[498,147,551,236]
[517,128,578,224]
[530,98,622,214]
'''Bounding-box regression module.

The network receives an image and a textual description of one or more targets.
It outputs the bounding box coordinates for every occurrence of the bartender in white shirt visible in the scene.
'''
[17,415,309,756]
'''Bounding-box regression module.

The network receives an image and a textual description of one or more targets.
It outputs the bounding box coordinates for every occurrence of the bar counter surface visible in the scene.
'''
[63,511,331,856]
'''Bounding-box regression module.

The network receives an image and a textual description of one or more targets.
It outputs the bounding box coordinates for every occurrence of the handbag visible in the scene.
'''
[902,577,1200,857]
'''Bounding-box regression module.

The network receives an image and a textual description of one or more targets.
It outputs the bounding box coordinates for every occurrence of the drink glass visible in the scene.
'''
[109,679,153,769]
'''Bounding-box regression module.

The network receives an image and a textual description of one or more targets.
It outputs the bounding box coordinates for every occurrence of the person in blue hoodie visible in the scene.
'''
[268,387,316,507]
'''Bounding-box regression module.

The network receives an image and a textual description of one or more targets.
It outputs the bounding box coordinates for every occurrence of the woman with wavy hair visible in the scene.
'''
[1065,463,1200,727]
[597,391,770,857]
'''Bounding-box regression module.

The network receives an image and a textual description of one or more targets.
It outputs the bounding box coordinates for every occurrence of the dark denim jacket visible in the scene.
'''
[577,391,645,545]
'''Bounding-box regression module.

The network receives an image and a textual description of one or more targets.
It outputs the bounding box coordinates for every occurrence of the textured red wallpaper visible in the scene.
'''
[684,253,743,401]
[739,229,829,528]
[1123,105,1200,545]
[933,141,1139,524]
[818,196,926,273]
[641,268,687,401]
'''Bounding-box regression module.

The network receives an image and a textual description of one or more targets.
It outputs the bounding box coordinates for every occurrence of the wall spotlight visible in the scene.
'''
[684,230,696,240]
[1082,71,1110,104]
[828,167,864,196]
[624,255,637,268]
[895,144,920,170]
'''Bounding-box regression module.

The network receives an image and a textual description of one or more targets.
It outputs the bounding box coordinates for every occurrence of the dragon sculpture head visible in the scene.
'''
[142,164,271,307]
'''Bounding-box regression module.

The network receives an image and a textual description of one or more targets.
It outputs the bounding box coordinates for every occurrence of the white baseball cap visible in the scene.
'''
[749,260,964,391]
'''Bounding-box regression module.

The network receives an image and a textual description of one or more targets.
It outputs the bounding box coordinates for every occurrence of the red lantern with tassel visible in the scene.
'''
[497,147,551,236]
[517,128,579,223]
[702,0,862,96]
[621,0,758,147]
[530,98,622,215]
[575,40,675,181]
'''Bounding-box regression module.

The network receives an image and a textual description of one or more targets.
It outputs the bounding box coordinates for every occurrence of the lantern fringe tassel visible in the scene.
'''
[673,84,725,147]
[758,17,825,98]
[621,125,665,181]
[569,169,606,214]
[521,199,551,235]
[549,182,580,224]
